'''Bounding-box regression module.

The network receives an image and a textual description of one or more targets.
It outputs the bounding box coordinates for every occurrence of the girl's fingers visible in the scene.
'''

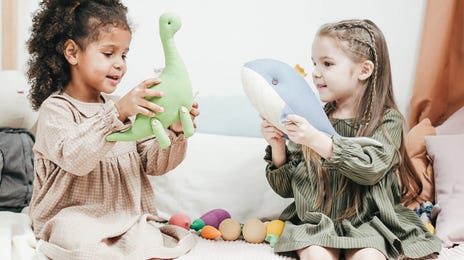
[285,114,300,122]
[134,78,162,98]
[261,120,272,127]
[141,100,164,114]
[190,108,200,117]
[137,106,156,118]
[143,88,164,98]
[139,78,161,88]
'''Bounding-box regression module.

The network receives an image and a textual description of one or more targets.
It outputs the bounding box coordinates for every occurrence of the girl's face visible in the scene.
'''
[70,26,131,101]
[311,35,366,113]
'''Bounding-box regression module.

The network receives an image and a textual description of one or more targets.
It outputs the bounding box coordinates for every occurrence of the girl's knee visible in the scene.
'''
[345,248,386,260]
[297,245,339,260]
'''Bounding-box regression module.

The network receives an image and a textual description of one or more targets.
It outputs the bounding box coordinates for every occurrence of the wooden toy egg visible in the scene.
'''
[242,219,266,243]
[218,218,241,241]
[168,213,191,230]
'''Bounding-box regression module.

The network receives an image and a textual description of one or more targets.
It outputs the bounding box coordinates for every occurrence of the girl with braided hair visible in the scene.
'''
[261,19,441,259]
[27,1,198,259]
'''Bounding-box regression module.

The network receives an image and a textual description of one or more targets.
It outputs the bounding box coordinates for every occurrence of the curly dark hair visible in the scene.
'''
[27,0,131,110]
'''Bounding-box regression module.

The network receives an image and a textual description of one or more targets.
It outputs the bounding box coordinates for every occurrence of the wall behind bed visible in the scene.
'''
[3,0,425,118]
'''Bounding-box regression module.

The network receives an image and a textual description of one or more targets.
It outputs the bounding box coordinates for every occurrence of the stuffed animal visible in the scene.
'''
[242,219,267,243]
[106,12,194,148]
[241,58,382,147]
[265,219,285,248]
[218,218,242,241]
[190,209,232,231]
[168,213,191,230]
[200,225,222,240]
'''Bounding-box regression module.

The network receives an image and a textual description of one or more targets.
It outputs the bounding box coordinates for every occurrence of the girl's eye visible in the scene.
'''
[122,54,127,60]
[103,53,112,57]
[324,61,333,67]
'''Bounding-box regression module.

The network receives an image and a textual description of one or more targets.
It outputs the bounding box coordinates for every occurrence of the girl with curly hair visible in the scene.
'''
[27,1,198,259]
[261,19,441,260]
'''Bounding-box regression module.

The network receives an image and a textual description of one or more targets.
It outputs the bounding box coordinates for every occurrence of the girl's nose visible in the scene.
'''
[312,69,322,78]
[113,62,123,70]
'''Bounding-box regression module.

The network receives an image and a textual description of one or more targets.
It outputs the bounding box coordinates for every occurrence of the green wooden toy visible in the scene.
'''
[106,12,194,148]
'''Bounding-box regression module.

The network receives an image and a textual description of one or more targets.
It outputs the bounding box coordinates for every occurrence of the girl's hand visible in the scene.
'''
[169,102,200,134]
[261,117,285,148]
[115,78,164,122]
[261,117,287,167]
[285,114,333,159]
[284,114,318,147]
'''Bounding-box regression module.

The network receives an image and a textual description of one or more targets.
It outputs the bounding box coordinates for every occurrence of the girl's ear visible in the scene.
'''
[63,39,79,65]
[358,60,374,81]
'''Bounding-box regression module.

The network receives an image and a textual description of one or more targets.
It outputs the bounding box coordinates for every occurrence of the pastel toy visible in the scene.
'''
[294,64,307,77]
[242,219,266,243]
[190,209,231,231]
[218,218,242,241]
[106,12,194,148]
[241,58,382,147]
[200,225,222,240]
[420,213,435,234]
[168,213,191,230]
[265,219,285,248]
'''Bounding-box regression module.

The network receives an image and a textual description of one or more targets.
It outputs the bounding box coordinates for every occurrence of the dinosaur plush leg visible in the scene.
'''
[151,118,171,148]
[179,106,194,137]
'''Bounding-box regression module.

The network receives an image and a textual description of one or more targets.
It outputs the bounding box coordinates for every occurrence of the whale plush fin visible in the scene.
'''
[341,136,382,147]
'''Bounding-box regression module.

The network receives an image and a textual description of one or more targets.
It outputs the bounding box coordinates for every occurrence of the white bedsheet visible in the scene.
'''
[1,211,463,260]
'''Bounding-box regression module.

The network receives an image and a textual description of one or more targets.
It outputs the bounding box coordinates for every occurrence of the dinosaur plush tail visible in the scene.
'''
[106,128,144,142]
[106,115,154,142]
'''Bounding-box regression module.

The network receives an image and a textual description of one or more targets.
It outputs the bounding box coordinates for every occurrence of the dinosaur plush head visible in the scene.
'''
[159,12,182,39]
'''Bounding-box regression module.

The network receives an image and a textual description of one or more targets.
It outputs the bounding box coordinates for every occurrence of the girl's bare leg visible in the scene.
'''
[345,248,386,260]
[297,245,339,260]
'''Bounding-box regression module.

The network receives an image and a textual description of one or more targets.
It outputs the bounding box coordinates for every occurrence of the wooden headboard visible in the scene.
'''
[2,0,17,70]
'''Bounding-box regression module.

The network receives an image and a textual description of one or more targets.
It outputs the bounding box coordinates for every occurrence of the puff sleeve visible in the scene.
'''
[323,109,403,185]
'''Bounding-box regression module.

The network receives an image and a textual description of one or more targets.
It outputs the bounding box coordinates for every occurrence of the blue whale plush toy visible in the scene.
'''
[241,58,381,147]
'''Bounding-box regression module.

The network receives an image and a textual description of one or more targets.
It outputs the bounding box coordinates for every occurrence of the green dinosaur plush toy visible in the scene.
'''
[106,12,194,148]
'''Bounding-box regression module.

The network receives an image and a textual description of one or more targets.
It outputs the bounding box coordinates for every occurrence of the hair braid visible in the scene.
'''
[332,20,380,133]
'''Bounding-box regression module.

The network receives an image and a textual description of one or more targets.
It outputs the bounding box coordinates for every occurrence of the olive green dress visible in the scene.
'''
[265,109,441,259]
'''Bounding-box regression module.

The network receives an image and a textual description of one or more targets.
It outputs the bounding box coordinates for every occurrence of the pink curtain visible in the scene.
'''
[409,0,464,128]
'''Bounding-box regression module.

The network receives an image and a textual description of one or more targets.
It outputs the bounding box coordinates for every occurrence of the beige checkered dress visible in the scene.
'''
[29,93,196,259]
[265,109,442,260]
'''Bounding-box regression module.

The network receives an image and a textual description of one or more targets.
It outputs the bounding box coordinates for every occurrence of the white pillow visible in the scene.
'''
[0,71,38,130]
[194,95,262,138]
[150,133,293,223]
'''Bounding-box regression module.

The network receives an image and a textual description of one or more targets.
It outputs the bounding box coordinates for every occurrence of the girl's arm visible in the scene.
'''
[35,96,129,175]
[323,109,403,185]
[137,130,187,176]
[265,142,302,198]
